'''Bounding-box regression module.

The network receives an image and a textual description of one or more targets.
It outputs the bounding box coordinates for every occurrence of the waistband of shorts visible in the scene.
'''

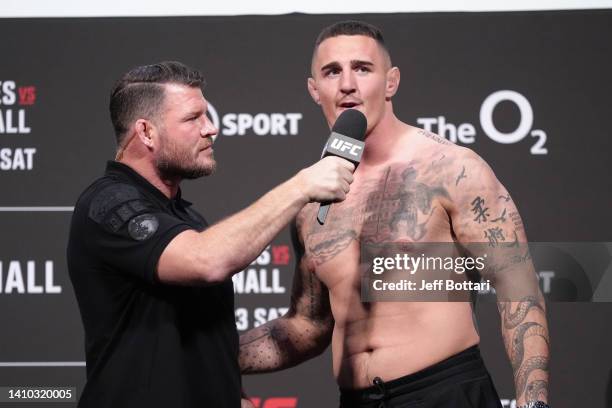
[339,344,487,401]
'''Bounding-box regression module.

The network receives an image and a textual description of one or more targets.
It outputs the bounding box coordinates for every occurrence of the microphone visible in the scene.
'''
[317,109,367,225]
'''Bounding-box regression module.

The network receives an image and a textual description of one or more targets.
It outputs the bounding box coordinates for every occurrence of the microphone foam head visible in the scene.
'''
[332,109,367,141]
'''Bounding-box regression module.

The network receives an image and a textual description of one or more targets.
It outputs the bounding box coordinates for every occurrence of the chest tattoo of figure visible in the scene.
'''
[303,164,451,266]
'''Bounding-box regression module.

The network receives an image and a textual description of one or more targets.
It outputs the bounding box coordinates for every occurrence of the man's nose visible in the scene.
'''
[339,71,357,94]
[201,118,218,140]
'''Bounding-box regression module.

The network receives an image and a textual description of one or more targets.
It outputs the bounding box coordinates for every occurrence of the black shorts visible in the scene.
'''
[339,345,503,408]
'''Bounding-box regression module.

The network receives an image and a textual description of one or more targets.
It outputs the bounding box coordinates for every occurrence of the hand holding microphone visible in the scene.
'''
[298,156,355,203]
[316,109,367,224]
[295,109,367,222]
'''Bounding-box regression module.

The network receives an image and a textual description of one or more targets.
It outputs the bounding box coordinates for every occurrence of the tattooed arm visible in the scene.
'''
[449,151,550,406]
[239,220,333,374]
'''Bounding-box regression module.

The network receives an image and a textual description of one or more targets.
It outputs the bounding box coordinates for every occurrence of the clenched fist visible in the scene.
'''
[295,156,355,203]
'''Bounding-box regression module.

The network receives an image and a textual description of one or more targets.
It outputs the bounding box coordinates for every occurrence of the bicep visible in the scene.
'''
[451,156,538,297]
[157,229,208,284]
[452,157,526,246]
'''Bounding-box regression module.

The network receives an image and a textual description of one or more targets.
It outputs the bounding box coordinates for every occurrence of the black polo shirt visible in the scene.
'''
[67,161,240,408]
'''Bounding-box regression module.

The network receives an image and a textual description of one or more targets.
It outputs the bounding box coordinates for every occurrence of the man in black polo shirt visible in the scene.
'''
[67,61,355,408]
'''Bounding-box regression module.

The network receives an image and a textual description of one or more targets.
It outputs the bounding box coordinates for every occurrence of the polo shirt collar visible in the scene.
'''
[105,161,193,208]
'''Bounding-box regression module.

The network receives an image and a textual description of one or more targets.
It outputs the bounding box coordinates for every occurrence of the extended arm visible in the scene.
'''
[450,152,549,406]
[158,157,354,284]
[239,221,333,374]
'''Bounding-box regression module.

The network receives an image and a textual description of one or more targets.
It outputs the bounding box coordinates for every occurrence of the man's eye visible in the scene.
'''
[325,69,340,77]
[356,66,370,73]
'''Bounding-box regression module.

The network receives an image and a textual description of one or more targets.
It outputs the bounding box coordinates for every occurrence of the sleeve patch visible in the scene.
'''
[107,214,124,232]
[88,183,142,223]
[128,214,160,241]
[88,183,158,234]
[116,203,136,222]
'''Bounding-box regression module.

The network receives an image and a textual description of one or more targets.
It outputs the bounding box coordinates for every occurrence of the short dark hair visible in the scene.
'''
[314,20,390,61]
[109,61,205,145]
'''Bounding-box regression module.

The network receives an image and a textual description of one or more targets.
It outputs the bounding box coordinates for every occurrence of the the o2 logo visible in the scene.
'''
[480,90,547,154]
[417,90,548,155]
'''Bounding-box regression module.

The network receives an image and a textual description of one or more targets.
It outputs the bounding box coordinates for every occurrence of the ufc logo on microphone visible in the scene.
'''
[330,138,363,157]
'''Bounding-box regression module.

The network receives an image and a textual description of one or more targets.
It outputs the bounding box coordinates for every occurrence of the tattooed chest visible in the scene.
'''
[302,164,452,267]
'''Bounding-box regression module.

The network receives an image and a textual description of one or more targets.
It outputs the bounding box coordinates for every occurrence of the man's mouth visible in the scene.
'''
[200,138,215,151]
[338,101,361,109]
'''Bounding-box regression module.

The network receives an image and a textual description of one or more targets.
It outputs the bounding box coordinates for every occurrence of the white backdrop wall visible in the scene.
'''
[2,0,612,16]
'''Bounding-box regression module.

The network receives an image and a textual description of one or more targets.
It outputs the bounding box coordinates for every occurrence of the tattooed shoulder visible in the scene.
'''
[418,129,451,145]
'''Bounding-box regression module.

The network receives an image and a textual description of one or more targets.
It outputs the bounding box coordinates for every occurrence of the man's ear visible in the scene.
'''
[134,119,155,149]
[307,77,321,105]
[385,67,400,100]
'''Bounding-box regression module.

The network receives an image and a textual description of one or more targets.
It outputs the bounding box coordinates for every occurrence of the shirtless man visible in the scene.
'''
[239,21,550,408]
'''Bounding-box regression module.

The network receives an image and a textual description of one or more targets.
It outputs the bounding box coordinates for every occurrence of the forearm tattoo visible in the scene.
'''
[525,379,549,401]
[509,322,549,371]
[239,306,331,374]
[502,296,544,330]
[514,355,549,398]
[239,322,297,374]
[500,298,550,403]
[239,230,333,374]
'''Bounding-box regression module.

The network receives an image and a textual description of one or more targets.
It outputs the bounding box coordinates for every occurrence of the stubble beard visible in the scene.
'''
[155,135,216,180]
